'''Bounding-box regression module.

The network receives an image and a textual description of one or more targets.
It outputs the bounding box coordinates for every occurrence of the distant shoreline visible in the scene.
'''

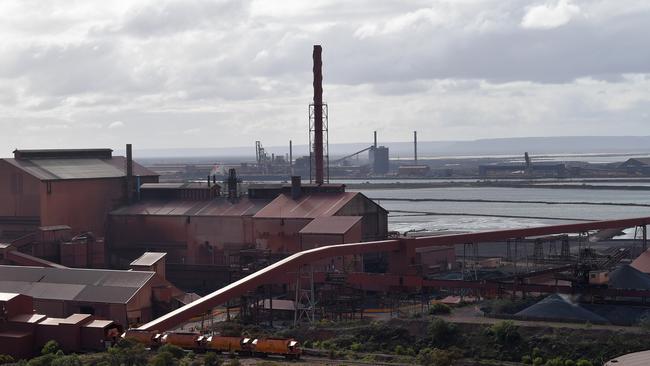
[347,181,650,190]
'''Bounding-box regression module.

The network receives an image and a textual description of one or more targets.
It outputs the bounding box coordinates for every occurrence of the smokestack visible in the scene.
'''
[413,131,418,164]
[313,45,324,185]
[289,140,293,174]
[291,176,302,200]
[126,144,133,203]
[374,131,377,149]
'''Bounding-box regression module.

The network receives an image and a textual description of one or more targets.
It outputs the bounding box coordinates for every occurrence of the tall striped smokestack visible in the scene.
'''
[313,45,324,185]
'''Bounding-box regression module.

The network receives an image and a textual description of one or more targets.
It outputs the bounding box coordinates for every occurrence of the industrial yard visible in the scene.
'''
[3,2,650,364]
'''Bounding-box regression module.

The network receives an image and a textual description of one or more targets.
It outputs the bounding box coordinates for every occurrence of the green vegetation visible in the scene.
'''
[482,297,541,315]
[0,355,15,365]
[428,303,452,315]
[294,315,645,365]
[416,348,461,366]
[202,352,221,366]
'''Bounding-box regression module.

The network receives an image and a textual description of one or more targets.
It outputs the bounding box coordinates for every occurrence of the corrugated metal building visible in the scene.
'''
[253,191,388,254]
[0,265,155,326]
[0,149,158,239]
[0,292,122,359]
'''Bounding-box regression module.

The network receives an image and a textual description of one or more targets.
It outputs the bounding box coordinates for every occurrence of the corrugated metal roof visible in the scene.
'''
[0,292,20,301]
[253,192,359,219]
[299,216,362,235]
[110,197,270,217]
[84,319,115,328]
[141,182,220,190]
[131,252,167,267]
[9,313,47,323]
[0,265,154,304]
[2,155,157,181]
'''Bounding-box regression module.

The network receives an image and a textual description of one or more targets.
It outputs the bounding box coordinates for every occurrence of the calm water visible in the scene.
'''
[353,187,650,237]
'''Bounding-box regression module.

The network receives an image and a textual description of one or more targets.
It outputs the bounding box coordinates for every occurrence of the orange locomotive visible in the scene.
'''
[121,330,301,359]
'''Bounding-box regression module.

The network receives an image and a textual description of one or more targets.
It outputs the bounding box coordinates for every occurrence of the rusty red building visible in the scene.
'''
[0,148,158,239]
[0,292,122,359]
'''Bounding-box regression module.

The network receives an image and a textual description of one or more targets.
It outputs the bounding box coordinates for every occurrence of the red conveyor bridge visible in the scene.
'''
[138,216,650,331]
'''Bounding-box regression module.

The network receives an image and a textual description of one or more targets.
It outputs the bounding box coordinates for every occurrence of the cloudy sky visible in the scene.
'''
[1,0,650,152]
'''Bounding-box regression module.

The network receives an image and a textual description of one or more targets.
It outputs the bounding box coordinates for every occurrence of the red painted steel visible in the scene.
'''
[138,216,650,331]
[312,45,324,184]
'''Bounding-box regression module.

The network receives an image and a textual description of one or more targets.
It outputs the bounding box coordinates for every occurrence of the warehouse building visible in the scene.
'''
[0,292,122,359]
[0,265,155,326]
[0,148,158,239]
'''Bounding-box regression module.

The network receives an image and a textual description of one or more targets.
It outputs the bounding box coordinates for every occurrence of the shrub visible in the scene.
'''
[429,303,452,315]
[103,342,148,366]
[149,352,176,366]
[203,352,221,366]
[576,360,592,366]
[41,341,60,355]
[0,355,15,365]
[489,321,520,344]
[545,357,564,366]
[521,355,532,364]
[564,360,575,366]
[158,344,185,359]
[416,347,461,366]
[533,357,544,366]
[51,355,82,366]
[428,319,458,348]
[349,342,362,352]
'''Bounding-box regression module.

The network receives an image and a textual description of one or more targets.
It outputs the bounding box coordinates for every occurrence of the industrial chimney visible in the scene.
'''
[126,144,133,203]
[313,45,324,185]
[413,131,418,164]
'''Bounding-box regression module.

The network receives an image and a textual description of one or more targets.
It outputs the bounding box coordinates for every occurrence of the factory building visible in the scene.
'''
[0,265,155,326]
[108,180,388,292]
[0,292,122,359]
[0,148,158,239]
[253,188,387,254]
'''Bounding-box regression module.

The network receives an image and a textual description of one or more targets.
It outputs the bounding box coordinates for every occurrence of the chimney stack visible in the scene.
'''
[413,131,418,164]
[291,176,302,200]
[313,45,324,185]
[374,131,377,149]
[289,140,293,175]
[126,144,133,203]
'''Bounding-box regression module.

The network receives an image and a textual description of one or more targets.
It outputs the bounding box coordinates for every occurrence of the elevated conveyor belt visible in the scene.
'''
[139,216,650,331]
